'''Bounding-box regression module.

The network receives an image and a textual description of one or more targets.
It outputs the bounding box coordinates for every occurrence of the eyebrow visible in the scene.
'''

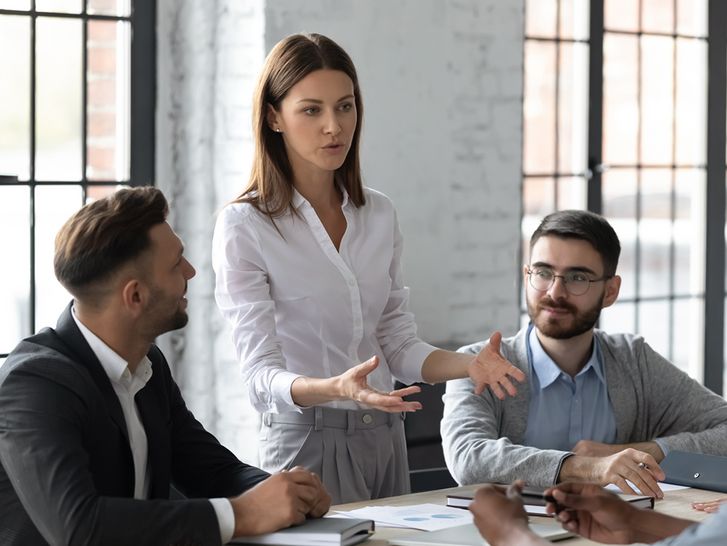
[296,94,354,104]
[530,261,599,276]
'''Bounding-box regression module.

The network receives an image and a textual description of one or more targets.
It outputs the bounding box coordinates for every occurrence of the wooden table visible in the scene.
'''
[333,484,726,545]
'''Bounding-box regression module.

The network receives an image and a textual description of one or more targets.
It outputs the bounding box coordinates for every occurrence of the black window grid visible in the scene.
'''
[522,0,727,393]
[0,0,155,358]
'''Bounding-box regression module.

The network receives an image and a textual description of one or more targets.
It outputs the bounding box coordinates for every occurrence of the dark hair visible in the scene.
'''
[235,33,365,217]
[54,187,169,301]
[530,209,621,276]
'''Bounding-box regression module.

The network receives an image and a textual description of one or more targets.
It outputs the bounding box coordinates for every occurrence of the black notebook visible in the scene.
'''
[446,489,654,515]
[229,517,374,546]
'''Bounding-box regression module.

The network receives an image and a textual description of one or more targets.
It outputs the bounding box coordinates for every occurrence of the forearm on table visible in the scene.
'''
[626,509,696,543]
[557,455,597,483]
[421,350,470,383]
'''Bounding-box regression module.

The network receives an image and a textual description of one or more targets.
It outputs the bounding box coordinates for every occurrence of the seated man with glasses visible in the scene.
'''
[441,209,727,498]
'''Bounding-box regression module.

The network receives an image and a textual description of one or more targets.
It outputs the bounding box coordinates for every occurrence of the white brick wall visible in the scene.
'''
[156,0,266,463]
[265,0,524,344]
[156,0,524,462]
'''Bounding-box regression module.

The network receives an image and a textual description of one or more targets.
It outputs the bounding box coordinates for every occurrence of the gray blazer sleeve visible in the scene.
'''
[440,341,569,488]
[0,359,222,546]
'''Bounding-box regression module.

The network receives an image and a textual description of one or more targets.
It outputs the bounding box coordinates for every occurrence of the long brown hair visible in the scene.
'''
[234,33,365,217]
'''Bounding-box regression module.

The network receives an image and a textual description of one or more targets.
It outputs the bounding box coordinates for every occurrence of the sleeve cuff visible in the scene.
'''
[553,452,574,485]
[270,370,305,412]
[209,498,235,544]
[397,341,439,384]
[653,438,670,458]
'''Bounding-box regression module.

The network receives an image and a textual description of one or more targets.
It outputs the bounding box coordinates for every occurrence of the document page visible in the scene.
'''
[335,503,473,531]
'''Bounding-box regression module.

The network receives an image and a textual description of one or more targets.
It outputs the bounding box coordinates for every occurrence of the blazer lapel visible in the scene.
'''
[54,302,130,443]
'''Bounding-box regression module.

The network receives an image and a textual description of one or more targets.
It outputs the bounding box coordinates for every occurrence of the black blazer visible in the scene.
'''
[0,304,268,546]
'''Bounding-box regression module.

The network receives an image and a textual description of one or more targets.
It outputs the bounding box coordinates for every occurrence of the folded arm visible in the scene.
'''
[441,377,566,487]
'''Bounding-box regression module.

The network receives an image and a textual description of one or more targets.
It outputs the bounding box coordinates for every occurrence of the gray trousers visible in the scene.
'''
[259,406,410,504]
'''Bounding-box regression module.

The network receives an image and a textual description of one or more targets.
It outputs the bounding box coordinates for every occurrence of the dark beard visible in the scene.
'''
[528,295,602,340]
[167,309,189,332]
[146,286,189,337]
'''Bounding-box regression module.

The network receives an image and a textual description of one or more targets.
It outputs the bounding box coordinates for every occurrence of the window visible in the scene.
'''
[0,0,155,357]
[522,0,590,265]
[522,0,726,390]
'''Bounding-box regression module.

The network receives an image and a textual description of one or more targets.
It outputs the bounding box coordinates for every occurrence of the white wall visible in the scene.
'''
[156,0,267,463]
[156,0,525,462]
[264,0,525,344]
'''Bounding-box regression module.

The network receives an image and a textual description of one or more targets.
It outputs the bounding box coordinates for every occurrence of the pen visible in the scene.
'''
[520,487,564,514]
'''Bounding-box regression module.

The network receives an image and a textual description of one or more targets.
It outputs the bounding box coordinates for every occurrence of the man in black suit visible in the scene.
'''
[0,187,330,545]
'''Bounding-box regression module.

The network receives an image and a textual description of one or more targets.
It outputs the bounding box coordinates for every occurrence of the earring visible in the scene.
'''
[276,128,282,133]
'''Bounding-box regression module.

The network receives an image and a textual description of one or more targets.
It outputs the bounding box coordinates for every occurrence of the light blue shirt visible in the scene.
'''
[523,324,617,451]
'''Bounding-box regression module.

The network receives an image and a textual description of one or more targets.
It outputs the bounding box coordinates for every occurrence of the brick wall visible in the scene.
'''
[156,0,266,463]
[87,20,126,181]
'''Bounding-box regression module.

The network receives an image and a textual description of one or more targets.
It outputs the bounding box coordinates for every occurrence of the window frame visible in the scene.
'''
[0,0,156,357]
[522,0,727,393]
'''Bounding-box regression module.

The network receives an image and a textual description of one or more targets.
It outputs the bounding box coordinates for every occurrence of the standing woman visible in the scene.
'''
[212,33,524,503]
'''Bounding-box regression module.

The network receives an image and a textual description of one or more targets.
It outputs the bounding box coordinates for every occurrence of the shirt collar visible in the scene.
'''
[528,324,605,389]
[291,183,350,211]
[71,305,152,387]
[291,187,307,210]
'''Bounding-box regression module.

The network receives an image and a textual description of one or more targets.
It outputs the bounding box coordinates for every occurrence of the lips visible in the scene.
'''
[538,298,576,316]
[541,306,570,316]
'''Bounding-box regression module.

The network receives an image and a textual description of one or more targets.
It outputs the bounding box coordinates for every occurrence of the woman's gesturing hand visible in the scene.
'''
[335,356,422,412]
[468,332,526,398]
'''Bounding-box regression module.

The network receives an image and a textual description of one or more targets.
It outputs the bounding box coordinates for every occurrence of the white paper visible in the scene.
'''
[605,481,690,493]
[524,504,549,516]
[658,482,691,491]
[334,503,473,531]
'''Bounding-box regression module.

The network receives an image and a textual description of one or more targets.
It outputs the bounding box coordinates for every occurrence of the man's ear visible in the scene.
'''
[602,275,621,308]
[522,264,530,284]
[266,103,281,132]
[120,278,146,318]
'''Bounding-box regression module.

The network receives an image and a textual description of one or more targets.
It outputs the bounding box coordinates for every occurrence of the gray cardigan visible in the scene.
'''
[441,327,727,487]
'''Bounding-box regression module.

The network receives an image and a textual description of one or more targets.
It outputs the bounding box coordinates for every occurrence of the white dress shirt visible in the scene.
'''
[71,308,235,543]
[212,186,436,413]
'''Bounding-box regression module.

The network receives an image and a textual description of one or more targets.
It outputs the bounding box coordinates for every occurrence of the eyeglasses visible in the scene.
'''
[526,267,612,296]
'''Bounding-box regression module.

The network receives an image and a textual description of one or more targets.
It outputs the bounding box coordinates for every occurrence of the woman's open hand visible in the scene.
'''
[469,332,526,398]
[335,356,422,412]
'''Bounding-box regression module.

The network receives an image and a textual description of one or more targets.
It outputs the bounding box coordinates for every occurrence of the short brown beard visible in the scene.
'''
[528,294,604,340]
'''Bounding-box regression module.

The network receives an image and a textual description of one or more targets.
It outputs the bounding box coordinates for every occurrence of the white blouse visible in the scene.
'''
[212,186,436,414]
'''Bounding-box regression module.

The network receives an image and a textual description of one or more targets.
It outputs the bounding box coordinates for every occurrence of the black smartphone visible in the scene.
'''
[520,486,557,506]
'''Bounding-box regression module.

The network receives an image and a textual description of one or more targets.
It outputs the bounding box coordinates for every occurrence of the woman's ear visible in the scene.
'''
[266,103,281,132]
